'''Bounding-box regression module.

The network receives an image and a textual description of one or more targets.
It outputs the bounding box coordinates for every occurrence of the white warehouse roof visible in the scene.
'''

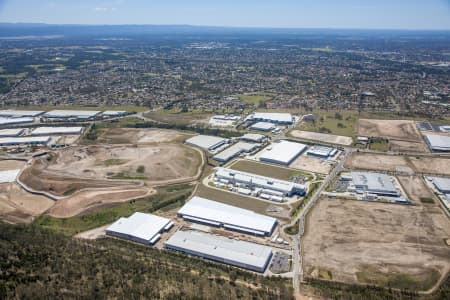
[102,110,128,116]
[213,142,257,162]
[0,169,21,183]
[0,117,34,126]
[351,172,398,196]
[106,212,172,245]
[44,110,101,119]
[250,122,275,131]
[164,230,272,273]
[215,167,306,196]
[0,128,24,137]
[0,110,44,118]
[246,112,293,124]
[431,177,450,193]
[259,140,307,165]
[425,134,450,151]
[31,126,84,136]
[178,196,277,236]
[185,135,228,151]
[0,136,51,145]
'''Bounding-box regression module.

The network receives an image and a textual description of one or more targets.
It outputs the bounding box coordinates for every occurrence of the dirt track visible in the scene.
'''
[303,198,450,291]
[358,119,422,142]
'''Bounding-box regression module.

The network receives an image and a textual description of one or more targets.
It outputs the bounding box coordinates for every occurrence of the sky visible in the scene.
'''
[0,0,449,30]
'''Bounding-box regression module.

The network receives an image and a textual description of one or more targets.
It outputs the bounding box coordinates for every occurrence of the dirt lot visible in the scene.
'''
[20,144,203,196]
[397,176,436,203]
[358,119,422,142]
[0,183,54,223]
[289,130,353,146]
[345,153,450,176]
[289,155,332,174]
[47,187,153,218]
[96,128,190,145]
[303,198,450,291]
[0,160,25,170]
[389,140,429,153]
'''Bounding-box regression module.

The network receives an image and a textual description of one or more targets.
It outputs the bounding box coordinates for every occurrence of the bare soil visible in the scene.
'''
[345,153,450,176]
[0,160,25,171]
[303,198,450,291]
[289,130,353,146]
[358,119,422,142]
[0,183,54,223]
[397,176,436,203]
[97,128,189,145]
[289,155,332,174]
[389,140,429,153]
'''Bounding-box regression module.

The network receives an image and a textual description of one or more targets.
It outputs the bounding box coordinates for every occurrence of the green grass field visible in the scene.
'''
[369,139,389,151]
[34,184,193,236]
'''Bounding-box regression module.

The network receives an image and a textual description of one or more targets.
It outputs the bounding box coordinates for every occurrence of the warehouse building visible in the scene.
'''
[164,230,273,273]
[424,134,450,151]
[0,136,51,146]
[30,126,84,136]
[214,167,306,197]
[307,145,338,158]
[44,110,102,120]
[185,135,228,151]
[240,133,266,143]
[250,122,275,131]
[0,169,21,183]
[177,196,278,236]
[0,128,25,137]
[102,111,128,117]
[259,140,307,165]
[212,142,258,162]
[348,172,399,197]
[0,110,44,118]
[430,177,450,193]
[245,112,293,124]
[0,117,34,126]
[209,115,240,127]
[106,212,173,245]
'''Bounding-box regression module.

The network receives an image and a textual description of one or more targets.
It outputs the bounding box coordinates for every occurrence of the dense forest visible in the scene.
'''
[0,223,293,299]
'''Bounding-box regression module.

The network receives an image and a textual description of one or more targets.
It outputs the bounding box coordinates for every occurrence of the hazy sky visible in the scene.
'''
[0,0,449,29]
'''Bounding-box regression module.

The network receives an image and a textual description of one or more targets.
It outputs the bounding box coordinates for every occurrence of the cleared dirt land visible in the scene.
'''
[397,176,436,204]
[289,155,332,174]
[389,140,429,153]
[358,119,423,142]
[289,130,353,146]
[0,183,54,223]
[303,198,450,291]
[21,144,203,193]
[345,153,450,176]
[96,128,190,145]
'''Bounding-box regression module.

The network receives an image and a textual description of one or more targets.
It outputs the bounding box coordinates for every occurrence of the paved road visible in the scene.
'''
[291,147,354,295]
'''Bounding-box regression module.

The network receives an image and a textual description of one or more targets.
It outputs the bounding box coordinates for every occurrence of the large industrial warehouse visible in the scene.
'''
[245,112,293,124]
[0,136,51,146]
[0,109,44,118]
[259,140,307,165]
[429,177,450,193]
[0,128,25,137]
[30,126,84,136]
[212,142,258,162]
[177,196,278,236]
[424,134,450,151]
[164,230,273,273]
[249,122,275,131]
[185,135,228,151]
[43,110,102,120]
[214,167,306,197]
[0,117,34,126]
[348,172,400,197]
[0,169,21,183]
[106,212,174,245]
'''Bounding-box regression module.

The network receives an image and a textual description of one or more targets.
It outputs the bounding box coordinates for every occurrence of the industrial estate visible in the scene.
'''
[0,24,449,300]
